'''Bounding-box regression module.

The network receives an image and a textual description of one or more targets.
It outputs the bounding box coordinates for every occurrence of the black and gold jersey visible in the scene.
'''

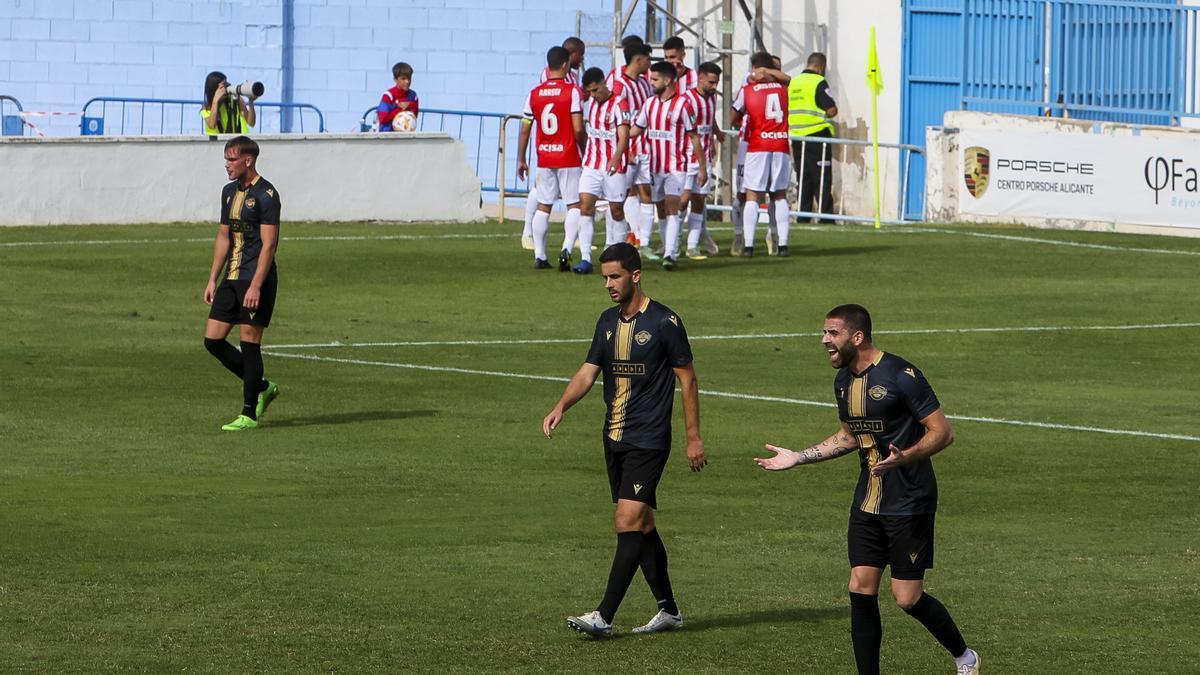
[585,297,693,451]
[220,176,281,281]
[834,352,942,516]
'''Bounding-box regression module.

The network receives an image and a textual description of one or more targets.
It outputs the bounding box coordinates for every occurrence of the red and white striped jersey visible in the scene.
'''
[676,67,698,93]
[634,93,696,174]
[583,93,632,171]
[732,81,790,153]
[523,78,584,168]
[540,67,581,87]
[683,88,717,167]
[607,68,654,155]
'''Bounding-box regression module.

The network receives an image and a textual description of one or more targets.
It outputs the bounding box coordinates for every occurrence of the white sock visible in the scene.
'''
[609,218,628,246]
[624,196,641,242]
[774,199,790,246]
[532,210,550,261]
[639,203,656,249]
[562,207,580,253]
[604,209,617,245]
[731,195,744,236]
[742,201,759,247]
[523,192,538,238]
[657,213,667,248]
[767,199,778,238]
[578,214,595,262]
[955,649,977,668]
[686,211,704,250]
[664,214,681,258]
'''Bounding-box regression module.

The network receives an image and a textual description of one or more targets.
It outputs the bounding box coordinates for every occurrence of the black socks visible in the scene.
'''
[597,531,644,624]
[205,337,244,377]
[903,593,968,659]
[849,592,882,675]
[639,529,678,616]
[240,341,264,420]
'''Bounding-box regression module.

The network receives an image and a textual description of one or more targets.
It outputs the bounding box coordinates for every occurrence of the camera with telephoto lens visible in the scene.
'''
[229,81,264,100]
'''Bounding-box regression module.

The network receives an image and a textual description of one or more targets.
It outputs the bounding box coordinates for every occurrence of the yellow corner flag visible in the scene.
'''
[867,26,883,228]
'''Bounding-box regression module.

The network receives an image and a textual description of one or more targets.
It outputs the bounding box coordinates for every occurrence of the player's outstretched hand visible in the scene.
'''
[870,443,910,476]
[755,443,800,471]
[542,408,563,439]
[686,438,707,472]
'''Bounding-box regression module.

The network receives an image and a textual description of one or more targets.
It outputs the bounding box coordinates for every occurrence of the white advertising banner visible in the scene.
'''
[957,128,1200,231]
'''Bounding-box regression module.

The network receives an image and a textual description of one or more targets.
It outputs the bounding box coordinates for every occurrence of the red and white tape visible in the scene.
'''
[16,111,84,137]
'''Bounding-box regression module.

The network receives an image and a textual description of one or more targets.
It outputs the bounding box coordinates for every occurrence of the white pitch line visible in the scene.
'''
[267,321,1200,350]
[263,351,1200,443]
[0,232,518,248]
[919,227,1200,256]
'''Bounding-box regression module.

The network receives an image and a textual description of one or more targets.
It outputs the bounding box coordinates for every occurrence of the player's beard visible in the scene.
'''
[830,341,855,369]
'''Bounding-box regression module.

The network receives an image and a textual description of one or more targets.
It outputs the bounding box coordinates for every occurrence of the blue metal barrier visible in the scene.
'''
[80,97,326,135]
[361,106,532,195]
[1,95,25,136]
[961,0,1198,124]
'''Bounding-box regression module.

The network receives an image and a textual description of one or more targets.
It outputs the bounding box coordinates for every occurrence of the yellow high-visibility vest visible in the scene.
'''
[200,106,249,136]
[788,72,834,139]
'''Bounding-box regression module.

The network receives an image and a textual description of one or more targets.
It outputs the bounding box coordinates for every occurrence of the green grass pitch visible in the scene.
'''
[1,219,1198,672]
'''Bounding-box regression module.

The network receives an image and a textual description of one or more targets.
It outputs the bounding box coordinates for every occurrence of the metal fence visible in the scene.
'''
[1,95,25,136]
[962,0,1199,124]
[80,98,325,136]
[360,106,533,196]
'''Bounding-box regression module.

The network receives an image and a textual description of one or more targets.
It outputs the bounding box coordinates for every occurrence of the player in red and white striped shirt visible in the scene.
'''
[662,36,699,94]
[578,67,632,264]
[629,61,705,269]
[731,52,792,258]
[680,61,723,259]
[517,46,586,269]
[521,37,587,251]
[607,42,655,250]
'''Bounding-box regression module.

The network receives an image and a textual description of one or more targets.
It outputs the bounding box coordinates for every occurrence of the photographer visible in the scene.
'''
[202,71,259,135]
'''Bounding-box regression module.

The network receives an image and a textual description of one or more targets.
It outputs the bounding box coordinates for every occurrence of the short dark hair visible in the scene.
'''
[620,34,644,49]
[599,242,642,272]
[582,67,606,88]
[392,62,413,79]
[807,52,827,69]
[750,51,775,69]
[563,36,585,52]
[826,304,872,341]
[624,42,652,65]
[649,61,677,80]
[697,61,722,77]
[546,46,570,70]
[224,135,259,159]
[662,36,685,52]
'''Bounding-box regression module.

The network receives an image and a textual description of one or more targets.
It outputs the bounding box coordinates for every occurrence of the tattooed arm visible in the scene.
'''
[754,422,859,471]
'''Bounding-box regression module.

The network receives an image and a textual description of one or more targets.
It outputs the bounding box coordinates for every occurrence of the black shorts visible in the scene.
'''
[604,437,669,510]
[209,274,277,327]
[847,508,935,580]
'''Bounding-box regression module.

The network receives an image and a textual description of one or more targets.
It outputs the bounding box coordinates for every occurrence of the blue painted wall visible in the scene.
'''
[0,0,623,135]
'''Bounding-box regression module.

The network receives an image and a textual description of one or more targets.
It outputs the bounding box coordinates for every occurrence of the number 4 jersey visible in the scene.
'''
[523,78,584,169]
[732,81,790,154]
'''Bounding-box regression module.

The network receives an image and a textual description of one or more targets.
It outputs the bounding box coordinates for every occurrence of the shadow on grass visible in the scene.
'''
[268,409,440,428]
[685,605,844,632]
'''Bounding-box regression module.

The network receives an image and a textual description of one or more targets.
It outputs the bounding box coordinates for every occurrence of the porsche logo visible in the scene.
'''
[963,146,990,198]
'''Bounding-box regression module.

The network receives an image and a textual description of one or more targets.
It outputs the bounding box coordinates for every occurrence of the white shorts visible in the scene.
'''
[742,151,790,193]
[650,171,686,202]
[579,167,627,202]
[735,140,748,194]
[632,154,652,186]
[683,163,714,196]
[535,166,581,205]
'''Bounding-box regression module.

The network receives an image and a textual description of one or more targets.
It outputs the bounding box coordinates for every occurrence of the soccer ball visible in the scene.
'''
[393,111,417,132]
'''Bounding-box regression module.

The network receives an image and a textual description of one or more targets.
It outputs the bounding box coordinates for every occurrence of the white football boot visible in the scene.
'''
[630,609,683,634]
[566,610,612,637]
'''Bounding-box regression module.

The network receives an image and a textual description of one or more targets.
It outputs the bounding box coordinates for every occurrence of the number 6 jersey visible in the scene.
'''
[523,78,584,169]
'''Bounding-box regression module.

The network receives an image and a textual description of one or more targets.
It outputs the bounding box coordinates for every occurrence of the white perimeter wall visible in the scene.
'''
[926,111,1200,238]
[673,0,905,219]
[0,132,483,225]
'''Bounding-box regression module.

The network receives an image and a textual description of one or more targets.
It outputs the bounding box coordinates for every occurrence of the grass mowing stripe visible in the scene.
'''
[0,232,518,248]
[265,351,1200,443]
[267,321,1200,350]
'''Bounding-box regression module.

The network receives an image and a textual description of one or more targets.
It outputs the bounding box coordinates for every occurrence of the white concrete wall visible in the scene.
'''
[0,132,483,225]
[926,111,1200,238]
[672,0,905,219]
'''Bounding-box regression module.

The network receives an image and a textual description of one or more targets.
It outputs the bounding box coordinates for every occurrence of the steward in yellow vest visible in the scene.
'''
[788,53,838,223]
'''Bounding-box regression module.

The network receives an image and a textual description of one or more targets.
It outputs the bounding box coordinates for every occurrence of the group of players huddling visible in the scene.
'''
[517,35,799,273]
